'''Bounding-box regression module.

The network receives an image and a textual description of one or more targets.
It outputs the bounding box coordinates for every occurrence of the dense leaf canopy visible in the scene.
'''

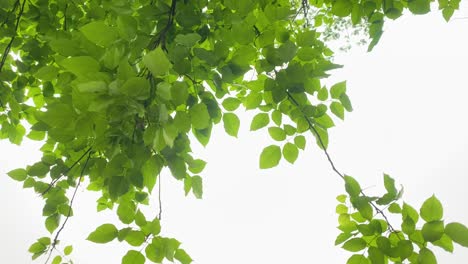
[1,0,466,263]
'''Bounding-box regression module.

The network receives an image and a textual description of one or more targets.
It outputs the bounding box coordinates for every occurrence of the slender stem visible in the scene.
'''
[286,91,397,233]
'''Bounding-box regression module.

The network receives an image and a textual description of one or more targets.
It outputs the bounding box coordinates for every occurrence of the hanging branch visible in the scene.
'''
[41,147,93,196]
[0,0,26,73]
[148,0,177,50]
[158,173,162,220]
[286,92,397,233]
[44,151,92,264]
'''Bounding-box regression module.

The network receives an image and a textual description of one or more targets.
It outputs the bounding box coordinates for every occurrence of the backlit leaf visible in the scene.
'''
[259,145,281,169]
[87,224,118,244]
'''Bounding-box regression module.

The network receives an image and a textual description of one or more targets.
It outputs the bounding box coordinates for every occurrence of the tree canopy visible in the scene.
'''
[1,0,467,263]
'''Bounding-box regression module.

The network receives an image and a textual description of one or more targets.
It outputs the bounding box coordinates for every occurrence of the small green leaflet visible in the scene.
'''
[117,200,137,224]
[190,103,211,129]
[342,238,366,252]
[63,245,73,255]
[330,102,345,120]
[223,113,240,137]
[250,113,270,131]
[421,220,444,242]
[420,195,443,222]
[346,254,370,264]
[175,249,193,264]
[222,97,242,111]
[344,175,361,197]
[259,145,281,169]
[142,156,162,193]
[192,176,203,199]
[418,248,437,264]
[330,81,346,99]
[433,234,454,253]
[268,127,286,141]
[59,56,100,77]
[51,256,62,264]
[445,222,468,247]
[122,250,145,264]
[294,135,306,150]
[143,47,171,77]
[45,214,60,233]
[80,21,118,46]
[7,168,27,181]
[282,143,299,164]
[87,223,118,243]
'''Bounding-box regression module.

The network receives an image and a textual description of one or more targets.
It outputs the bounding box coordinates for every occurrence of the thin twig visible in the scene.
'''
[286,91,397,233]
[41,147,92,196]
[148,0,177,50]
[158,173,162,220]
[0,0,26,73]
[44,151,92,264]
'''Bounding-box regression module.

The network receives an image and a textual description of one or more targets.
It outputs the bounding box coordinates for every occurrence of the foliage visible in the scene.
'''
[0,0,465,263]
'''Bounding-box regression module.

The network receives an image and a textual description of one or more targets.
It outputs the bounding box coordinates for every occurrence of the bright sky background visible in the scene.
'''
[1,6,468,264]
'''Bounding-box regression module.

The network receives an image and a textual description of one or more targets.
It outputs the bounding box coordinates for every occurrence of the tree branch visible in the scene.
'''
[0,0,26,73]
[286,91,397,233]
[41,147,92,196]
[44,151,92,264]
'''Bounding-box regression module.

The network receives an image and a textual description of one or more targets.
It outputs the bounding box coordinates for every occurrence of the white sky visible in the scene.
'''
[1,7,468,264]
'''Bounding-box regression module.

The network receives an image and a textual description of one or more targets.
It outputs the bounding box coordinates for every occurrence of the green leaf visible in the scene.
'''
[408,0,431,14]
[433,234,454,253]
[397,240,413,260]
[135,210,147,227]
[175,33,201,46]
[192,176,203,199]
[344,175,361,197]
[190,103,211,130]
[342,238,366,252]
[45,214,60,233]
[250,113,270,131]
[330,81,346,99]
[143,47,171,77]
[122,250,145,264]
[87,223,118,244]
[402,202,419,224]
[259,145,281,169]
[294,135,306,150]
[317,87,328,101]
[34,65,59,81]
[420,195,443,222]
[108,176,130,200]
[117,200,136,224]
[142,155,162,193]
[332,0,353,17]
[442,7,454,22]
[7,168,27,181]
[340,93,353,112]
[383,173,397,195]
[174,249,192,264]
[188,159,206,174]
[330,102,345,120]
[59,56,100,77]
[271,110,282,126]
[124,230,146,246]
[388,203,401,213]
[282,142,299,164]
[63,245,73,255]
[223,113,240,137]
[402,216,416,235]
[445,222,468,247]
[145,239,164,263]
[51,256,62,264]
[422,220,444,242]
[28,162,49,177]
[335,232,352,245]
[368,246,385,264]
[119,77,150,100]
[80,21,118,46]
[142,218,161,236]
[222,98,242,111]
[418,248,437,264]
[346,254,369,264]
[268,127,286,141]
